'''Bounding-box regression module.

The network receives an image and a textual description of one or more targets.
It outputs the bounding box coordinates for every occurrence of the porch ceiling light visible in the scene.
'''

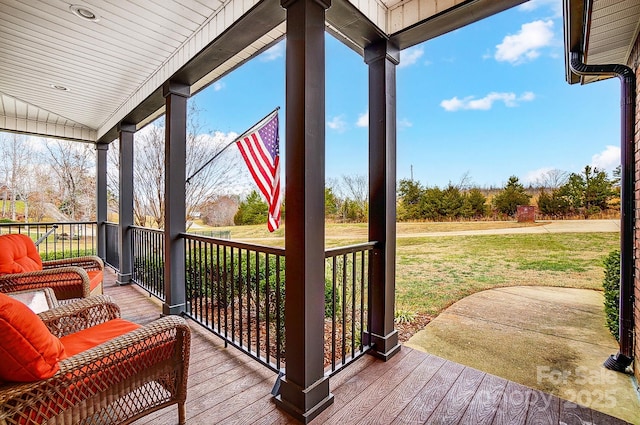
[50,84,70,92]
[69,5,100,22]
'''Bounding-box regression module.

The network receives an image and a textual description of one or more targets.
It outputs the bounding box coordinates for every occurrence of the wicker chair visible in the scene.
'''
[0,233,104,300]
[0,295,191,425]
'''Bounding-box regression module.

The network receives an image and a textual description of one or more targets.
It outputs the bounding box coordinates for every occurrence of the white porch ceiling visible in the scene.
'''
[586,0,640,66]
[0,0,524,144]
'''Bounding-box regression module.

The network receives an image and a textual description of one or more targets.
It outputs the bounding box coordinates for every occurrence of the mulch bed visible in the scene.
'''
[189,296,432,369]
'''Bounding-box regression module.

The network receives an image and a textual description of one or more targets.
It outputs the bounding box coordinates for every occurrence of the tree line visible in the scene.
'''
[0,124,619,227]
[236,166,620,225]
[0,132,96,222]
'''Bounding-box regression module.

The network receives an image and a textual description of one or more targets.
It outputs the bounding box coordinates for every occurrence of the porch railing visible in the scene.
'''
[0,221,97,259]
[182,234,285,372]
[131,226,165,300]
[324,242,374,375]
[104,222,119,269]
[104,225,374,377]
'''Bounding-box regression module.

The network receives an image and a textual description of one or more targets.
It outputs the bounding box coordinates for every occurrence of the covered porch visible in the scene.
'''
[1,0,638,422]
[98,269,627,425]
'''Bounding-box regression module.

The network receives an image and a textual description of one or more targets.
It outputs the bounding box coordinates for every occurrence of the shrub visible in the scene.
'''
[40,249,95,261]
[602,250,620,341]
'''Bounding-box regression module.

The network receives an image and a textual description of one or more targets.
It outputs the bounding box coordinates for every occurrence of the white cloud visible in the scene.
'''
[522,167,554,185]
[327,115,347,132]
[213,81,225,91]
[495,20,554,64]
[519,91,536,101]
[440,92,535,111]
[398,118,412,129]
[356,110,368,128]
[398,46,424,69]
[591,145,620,171]
[519,0,562,18]
[195,130,239,147]
[260,43,284,62]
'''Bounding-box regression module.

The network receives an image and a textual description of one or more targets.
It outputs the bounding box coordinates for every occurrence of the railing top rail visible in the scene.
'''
[130,225,164,234]
[0,221,97,226]
[181,232,286,256]
[324,241,376,258]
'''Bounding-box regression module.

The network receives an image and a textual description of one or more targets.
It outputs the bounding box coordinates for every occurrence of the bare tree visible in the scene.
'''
[185,103,244,226]
[340,174,368,206]
[454,171,474,190]
[337,174,368,222]
[44,140,96,221]
[535,169,569,189]
[0,133,32,220]
[108,102,244,228]
[25,165,56,222]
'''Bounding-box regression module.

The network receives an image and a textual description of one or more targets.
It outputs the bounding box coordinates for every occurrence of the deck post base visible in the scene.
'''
[366,329,401,361]
[116,273,131,285]
[273,375,334,423]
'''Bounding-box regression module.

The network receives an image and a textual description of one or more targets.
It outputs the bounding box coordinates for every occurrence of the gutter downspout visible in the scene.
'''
[569,51,635,372]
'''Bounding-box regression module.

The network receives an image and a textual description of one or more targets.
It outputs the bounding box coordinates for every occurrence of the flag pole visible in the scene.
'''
[186,106,280,185]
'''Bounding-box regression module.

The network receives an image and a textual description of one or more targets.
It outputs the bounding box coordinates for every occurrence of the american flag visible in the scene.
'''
[236,111,281,232]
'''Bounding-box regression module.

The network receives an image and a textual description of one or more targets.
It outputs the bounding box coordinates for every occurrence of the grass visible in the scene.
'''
[394,232,619,316]
[193,220,619,319]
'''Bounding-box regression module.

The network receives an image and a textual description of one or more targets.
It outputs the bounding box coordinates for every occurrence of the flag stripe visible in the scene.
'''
[243,135,274,191]
[237,141,271,200]
[236,111,281,232]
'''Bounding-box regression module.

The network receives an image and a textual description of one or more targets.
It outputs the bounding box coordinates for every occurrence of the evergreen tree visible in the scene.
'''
[234,191,268,225]
[537,188,570,217]
[464,188,488,218]
[557,166,615,216]
[492,176,531,217]
[440,184,465,219]
[397,179,424,220]
[325,187,339,218]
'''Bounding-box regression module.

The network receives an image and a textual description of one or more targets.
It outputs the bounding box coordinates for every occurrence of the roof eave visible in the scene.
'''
[564,0,587,85]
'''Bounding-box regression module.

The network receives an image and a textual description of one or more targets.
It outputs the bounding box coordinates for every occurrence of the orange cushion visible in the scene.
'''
[0,234,43,274]
[60,318,141,357]
[87,270,103,292]
[0,293,65,382]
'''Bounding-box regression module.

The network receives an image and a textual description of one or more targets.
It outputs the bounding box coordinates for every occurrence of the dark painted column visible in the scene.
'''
[162,82,189,316]
[95,143,108,261]
[117,124,135,285]
[273,0,333,422]
[365,40,401,360]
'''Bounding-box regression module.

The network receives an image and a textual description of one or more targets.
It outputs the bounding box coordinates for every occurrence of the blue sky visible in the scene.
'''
[193,0,621,190]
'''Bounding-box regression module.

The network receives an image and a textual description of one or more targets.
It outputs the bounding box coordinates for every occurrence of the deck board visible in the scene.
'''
[99,270,631,425]
[460,373,508,425]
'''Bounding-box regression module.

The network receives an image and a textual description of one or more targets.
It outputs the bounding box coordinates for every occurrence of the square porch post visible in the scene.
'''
[162,82,189,316]
[117,124,135,285]
[365,40,401,360]
[273,0,333,422]
[95,143,108,262]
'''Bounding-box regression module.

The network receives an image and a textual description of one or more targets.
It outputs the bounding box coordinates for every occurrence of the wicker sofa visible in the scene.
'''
[0,294,191,425]
[0,233,104,300]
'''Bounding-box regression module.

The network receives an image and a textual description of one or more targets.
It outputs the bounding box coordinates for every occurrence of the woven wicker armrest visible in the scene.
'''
[0,316,191,425]
[0,266,91,300]
[43,255,104,272]
[58,315,191,374]
[39,295,121,337]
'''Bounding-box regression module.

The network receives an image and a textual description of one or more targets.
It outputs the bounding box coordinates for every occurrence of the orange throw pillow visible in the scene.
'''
[0,234,43,274]
[0,293,66,382]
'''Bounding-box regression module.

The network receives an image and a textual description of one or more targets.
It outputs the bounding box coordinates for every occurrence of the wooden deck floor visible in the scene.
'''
[102,271,631,425]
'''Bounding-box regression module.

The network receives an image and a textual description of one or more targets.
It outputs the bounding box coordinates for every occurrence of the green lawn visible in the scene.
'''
[394,232,619,316]
[193,221,619,319]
